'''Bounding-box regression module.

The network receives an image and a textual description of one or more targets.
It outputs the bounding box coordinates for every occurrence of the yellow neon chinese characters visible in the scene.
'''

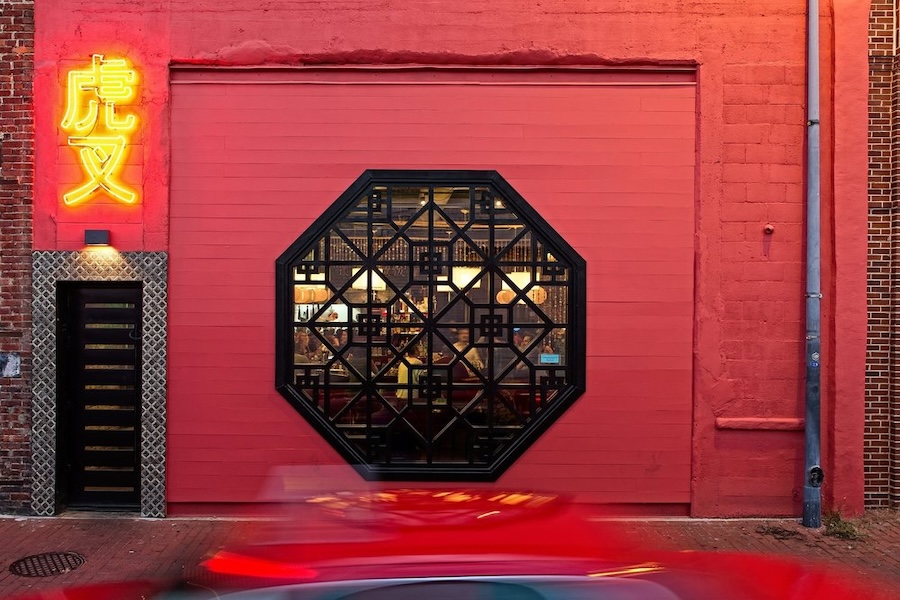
[60,54,139,205]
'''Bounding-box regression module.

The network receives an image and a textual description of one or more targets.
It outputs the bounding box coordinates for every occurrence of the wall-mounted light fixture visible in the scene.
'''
[84,229,110,246]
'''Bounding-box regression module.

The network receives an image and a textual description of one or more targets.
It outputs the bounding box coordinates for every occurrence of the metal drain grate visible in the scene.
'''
[9,552,86,577]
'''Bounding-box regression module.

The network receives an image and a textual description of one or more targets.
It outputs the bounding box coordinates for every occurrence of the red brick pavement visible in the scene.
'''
[0,514,253,598]
[1,511,899,598]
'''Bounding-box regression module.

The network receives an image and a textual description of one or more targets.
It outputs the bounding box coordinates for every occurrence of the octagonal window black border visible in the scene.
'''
[275,170,586,481]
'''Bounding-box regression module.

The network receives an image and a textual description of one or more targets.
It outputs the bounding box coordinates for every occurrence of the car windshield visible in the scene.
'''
[159,577,682,600]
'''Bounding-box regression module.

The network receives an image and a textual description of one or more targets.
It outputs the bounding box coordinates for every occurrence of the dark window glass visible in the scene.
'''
[277,171,585,480]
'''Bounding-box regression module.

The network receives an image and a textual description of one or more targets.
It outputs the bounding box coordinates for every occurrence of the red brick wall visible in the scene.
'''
[867,0,896,508]
[0,0,34,514]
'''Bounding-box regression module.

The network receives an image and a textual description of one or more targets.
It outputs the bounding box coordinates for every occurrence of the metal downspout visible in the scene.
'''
[802,0,824,528]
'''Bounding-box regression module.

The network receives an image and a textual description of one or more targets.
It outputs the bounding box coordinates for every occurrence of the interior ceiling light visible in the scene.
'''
[351,268,387,291]
[503,271,532,291]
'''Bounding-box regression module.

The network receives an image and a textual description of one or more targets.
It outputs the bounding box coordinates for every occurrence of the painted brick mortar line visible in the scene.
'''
[0,0,35,514]
[867,0,898,508]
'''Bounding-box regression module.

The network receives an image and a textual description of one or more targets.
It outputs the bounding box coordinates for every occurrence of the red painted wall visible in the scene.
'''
[32,0,870,516]
[167,71,696,505]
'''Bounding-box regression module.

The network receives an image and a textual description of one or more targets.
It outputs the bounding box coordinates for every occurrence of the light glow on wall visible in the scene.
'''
[60,54,139,205]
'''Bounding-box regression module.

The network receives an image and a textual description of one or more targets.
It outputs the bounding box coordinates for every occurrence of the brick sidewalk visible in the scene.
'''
[1,511,899,598]
[0,515,252,598]
[616,511,900,591]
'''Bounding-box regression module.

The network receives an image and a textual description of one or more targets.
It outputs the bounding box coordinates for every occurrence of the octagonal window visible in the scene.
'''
[276,171,585,480]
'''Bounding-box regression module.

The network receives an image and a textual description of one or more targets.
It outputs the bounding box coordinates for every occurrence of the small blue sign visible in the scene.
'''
[539,353,561,365]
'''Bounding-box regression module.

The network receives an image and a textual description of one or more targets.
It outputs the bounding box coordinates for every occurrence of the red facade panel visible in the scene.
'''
[28,0,870,517]
[168,73,697,505]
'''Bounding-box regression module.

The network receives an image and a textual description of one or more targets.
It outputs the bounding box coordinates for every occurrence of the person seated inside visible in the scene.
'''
[293,327,318,363]
[451,328,484,376]
[317,328,340,357]
[396,340,423,401]
[506,330,535,380]
[335,328,348,349]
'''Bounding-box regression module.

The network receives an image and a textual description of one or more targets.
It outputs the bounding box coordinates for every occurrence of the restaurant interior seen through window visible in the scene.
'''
[276,171,585,480]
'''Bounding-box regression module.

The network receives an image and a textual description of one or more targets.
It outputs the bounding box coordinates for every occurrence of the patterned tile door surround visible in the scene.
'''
[31,252,167,517]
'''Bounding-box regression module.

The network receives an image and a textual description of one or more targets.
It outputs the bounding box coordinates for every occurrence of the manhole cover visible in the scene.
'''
[8,552,85,577]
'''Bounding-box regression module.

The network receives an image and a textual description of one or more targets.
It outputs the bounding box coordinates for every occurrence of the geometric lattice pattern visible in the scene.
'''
[276,171,585,481]
[31,251,168,517]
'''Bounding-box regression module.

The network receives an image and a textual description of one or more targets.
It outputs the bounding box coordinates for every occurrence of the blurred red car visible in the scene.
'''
[9,488,895,600]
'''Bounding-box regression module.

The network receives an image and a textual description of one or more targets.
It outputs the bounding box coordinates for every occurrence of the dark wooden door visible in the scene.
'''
[58,283,142,510]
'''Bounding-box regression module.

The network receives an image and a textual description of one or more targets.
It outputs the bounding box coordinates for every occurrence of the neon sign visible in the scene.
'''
[60,54,139,205]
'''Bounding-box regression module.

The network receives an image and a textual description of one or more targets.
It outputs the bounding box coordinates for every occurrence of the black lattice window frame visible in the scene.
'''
[276,170,586,482]
[413,242,450,282]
